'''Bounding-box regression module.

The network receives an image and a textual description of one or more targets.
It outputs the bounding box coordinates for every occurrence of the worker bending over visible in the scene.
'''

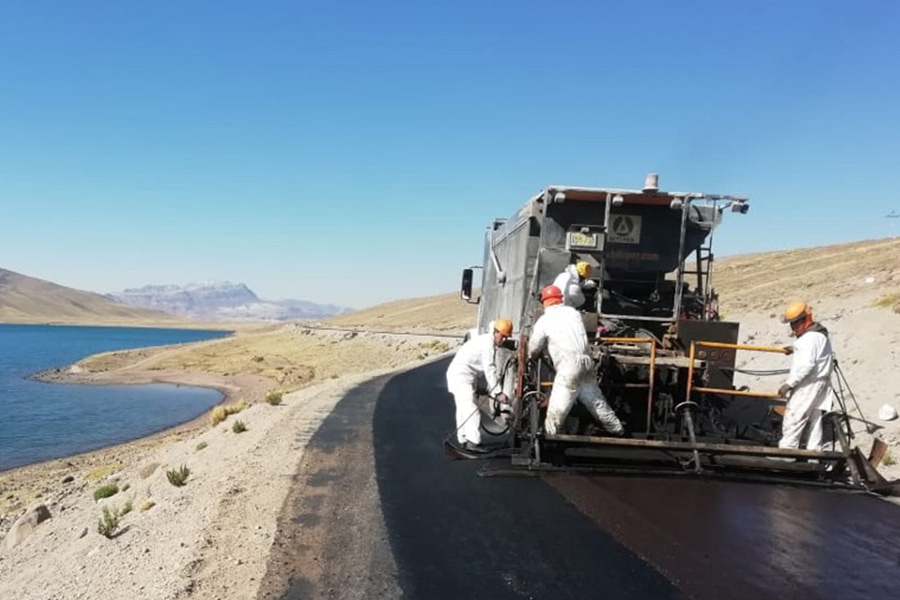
[778,301,836,451]
[528,285,623,436]
[552,260,595,309]
[445,319,512,450]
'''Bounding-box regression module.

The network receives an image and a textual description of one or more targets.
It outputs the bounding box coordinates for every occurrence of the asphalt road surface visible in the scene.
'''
[260,357,900,600]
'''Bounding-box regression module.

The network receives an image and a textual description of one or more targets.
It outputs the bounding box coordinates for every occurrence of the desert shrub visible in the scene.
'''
[98,506,120,538]
[209,406,227,427]
[224,400,247,415]
[166,465,191,487]
[232,420,247,433]
[85,465,115,481]
[874,293,900,314]
[120,498,133,516]
[883,449,896,467]
[265,390,283,405]
[140,499,155,512]
[93,484,119,502]
[196,441,208,451]
[420,340,451,353]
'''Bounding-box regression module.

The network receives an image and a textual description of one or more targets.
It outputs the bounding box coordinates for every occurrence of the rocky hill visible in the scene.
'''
[109,282,349,321]
[0,269,180,325]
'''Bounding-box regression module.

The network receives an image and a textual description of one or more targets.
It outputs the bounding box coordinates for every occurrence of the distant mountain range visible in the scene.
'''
[107,281,350,321]
[0,268,178,325]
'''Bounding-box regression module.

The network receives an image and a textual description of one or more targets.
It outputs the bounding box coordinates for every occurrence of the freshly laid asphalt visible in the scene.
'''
[374,357,684,600]
[266,356,900,600]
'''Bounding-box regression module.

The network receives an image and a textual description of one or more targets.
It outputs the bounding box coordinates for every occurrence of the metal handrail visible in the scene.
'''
[600,337,657,432]
[687,340,789,400]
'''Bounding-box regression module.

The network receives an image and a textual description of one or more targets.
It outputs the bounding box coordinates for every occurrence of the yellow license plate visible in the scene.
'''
[567,232,599,249]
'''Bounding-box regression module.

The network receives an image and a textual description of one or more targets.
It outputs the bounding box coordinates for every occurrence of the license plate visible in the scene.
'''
[567,231,599,249]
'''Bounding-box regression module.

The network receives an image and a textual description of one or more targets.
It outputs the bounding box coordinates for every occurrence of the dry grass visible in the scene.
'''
[209,406,228,427]
[714,238,900,313]
[84,465,116,481]
[148,326,452,391]
[327,291,476,332]
[209,400,246,427]
[874,292,900,313]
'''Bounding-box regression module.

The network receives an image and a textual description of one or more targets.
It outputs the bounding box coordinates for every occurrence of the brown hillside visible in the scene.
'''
[0,268,184,325]
[714,237,900,314]
[327,291,477,332]
[331,238,900,331]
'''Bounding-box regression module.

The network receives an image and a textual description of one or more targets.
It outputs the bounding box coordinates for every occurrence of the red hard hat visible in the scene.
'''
[541,285,563,306]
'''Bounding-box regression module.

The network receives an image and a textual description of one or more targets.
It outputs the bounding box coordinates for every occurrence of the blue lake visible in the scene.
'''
[0,324,231,472]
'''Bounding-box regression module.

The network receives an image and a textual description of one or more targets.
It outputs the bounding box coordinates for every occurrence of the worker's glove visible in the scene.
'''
[782,346,794,355]
[582,280,598,290]
[778,383,793,399]
[496,392,509,404]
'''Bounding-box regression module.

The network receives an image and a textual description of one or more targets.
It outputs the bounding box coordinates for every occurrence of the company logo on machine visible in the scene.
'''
[608,215,642,244]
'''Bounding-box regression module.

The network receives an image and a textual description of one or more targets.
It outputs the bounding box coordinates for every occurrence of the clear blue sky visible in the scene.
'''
[1,1,898,307]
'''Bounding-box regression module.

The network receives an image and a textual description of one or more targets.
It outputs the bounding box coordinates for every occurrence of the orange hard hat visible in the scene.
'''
[782,301,810,324]
[493,318,513,337]
[541,285,564,306]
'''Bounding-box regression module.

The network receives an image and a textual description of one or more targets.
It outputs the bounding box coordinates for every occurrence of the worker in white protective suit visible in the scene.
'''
[777,301,836,451]
[552,260,595,308]
[445,319,512,451]
[528,285,623,436]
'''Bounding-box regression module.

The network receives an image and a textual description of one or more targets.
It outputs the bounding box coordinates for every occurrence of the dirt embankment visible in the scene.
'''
[0,324,456,600]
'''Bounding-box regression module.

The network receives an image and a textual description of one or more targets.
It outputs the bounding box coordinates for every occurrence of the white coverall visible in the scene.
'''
[528,304,623,435]
[552,265,586,308]
[445,333,502,445]
[779,327,836,451]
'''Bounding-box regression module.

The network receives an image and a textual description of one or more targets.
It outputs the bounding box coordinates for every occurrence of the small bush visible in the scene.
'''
[224,400,247,416]
[98,506,120,538]
[210,400,247,427]
[166,465,191,487]
[196,441,208,451]
[265,390,283,406]
[874,293,900,314]
[93,484,119,502]
[209,406,227,427]
[140,499,155,512]
[85,465,115,481]
[120,499,133,516]
[883,449,895,467]
[232,420,247,434]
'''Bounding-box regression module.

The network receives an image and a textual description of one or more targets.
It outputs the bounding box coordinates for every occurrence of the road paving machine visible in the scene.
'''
[451,174,894,492]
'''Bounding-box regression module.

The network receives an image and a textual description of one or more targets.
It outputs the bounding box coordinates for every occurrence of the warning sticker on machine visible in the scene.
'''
[608,215,642,244]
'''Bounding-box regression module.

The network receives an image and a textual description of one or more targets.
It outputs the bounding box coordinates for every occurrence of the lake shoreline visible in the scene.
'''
[0,359,277,534]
